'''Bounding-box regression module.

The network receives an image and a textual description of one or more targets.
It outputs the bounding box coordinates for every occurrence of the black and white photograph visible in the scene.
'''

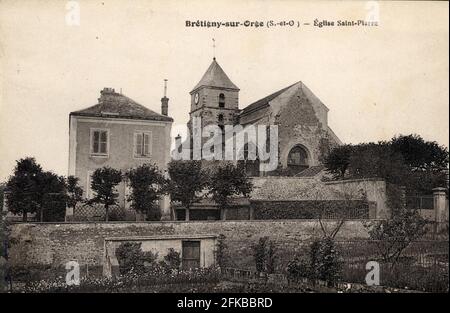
[0,0,448,305]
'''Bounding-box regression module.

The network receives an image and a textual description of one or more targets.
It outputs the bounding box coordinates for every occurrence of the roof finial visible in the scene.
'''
[163,79,168,97]
[212,38,216,60]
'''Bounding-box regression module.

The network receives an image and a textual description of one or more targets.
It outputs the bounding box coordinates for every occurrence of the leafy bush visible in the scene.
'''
[252,237,278,274]
[215,234,228,269]
[115,242,158,275]
[160,248,181,273]
[286,256,311,282]
[309,237,342,285]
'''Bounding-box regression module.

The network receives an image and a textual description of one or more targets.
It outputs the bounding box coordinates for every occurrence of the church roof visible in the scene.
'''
[295,165,326,177]
[191,58,239,92]
[240,81,300,116]
[70,88,173,122]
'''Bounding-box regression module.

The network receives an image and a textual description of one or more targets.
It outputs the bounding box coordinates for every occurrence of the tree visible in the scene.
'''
[390,134,449,171]
[6,157,43,222]
[89,167,122,221]
[5,158,67,222]
[324,144,353,179]
[34,171,66,222]
[0,183,5,212]
[66,176,83,214]
[167,160,208,220]
[208,162,253,220]
[125,164,165,221]
[324,134,449,197]
[0,209,10,292]
[366,209,428,267]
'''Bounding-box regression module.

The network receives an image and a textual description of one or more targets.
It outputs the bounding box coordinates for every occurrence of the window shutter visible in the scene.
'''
[93,131,100,153]
[143,133,150,156]
[135,133,143,156]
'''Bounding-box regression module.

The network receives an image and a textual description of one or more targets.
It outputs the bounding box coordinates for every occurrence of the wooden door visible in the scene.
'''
[182,241,201,269]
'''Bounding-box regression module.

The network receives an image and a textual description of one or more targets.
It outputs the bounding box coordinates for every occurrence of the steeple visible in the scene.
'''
[190,59,239,93]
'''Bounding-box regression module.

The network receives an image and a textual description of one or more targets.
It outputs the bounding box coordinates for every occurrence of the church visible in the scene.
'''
[182,57,342,176]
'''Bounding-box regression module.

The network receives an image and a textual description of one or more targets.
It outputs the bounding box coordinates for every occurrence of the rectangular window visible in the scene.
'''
[134,131,152,158]
[90,129,109,156]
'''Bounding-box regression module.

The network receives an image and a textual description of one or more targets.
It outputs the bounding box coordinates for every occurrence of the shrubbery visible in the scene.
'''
[115,242,159,275]
[286,238,342,286]
[309,237,342,284]
[252,237,278,274]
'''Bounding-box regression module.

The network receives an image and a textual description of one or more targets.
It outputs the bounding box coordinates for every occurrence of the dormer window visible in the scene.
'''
[219,93,225,108]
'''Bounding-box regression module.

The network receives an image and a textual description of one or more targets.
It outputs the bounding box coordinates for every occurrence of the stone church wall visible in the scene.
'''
[276,87,336,168]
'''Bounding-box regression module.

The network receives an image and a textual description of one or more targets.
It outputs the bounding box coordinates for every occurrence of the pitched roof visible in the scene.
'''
[191,58,239,92]
[70,88,173,122]
[295,165,326,177]
[240,81,300,116]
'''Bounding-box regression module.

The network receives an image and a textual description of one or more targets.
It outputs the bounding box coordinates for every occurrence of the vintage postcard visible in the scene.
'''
[0,0,448,302]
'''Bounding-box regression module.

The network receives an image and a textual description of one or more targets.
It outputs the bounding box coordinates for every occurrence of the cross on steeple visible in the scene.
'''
[212,38,216,60]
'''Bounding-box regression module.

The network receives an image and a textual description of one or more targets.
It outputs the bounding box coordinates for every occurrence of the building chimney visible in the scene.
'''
[98,87,116,103]
[161,79,169,116]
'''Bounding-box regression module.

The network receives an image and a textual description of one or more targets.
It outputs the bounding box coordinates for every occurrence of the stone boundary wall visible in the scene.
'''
[324,178,390,219]
[9,220,372,277]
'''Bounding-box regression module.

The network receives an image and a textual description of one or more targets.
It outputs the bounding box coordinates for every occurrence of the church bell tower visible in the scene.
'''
[188,58,240,133]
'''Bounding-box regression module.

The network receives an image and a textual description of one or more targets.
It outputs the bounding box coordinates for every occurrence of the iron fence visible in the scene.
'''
[406,196,434,210]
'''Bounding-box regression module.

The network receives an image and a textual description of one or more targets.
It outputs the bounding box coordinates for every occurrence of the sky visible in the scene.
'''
[0,0,448,181]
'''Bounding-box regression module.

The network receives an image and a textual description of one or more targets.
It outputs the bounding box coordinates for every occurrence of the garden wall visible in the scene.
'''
[9,220,371,278]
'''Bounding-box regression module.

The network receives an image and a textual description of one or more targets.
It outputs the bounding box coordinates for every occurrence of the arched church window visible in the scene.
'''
[219,93,225,108]
[287,145,309,172]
